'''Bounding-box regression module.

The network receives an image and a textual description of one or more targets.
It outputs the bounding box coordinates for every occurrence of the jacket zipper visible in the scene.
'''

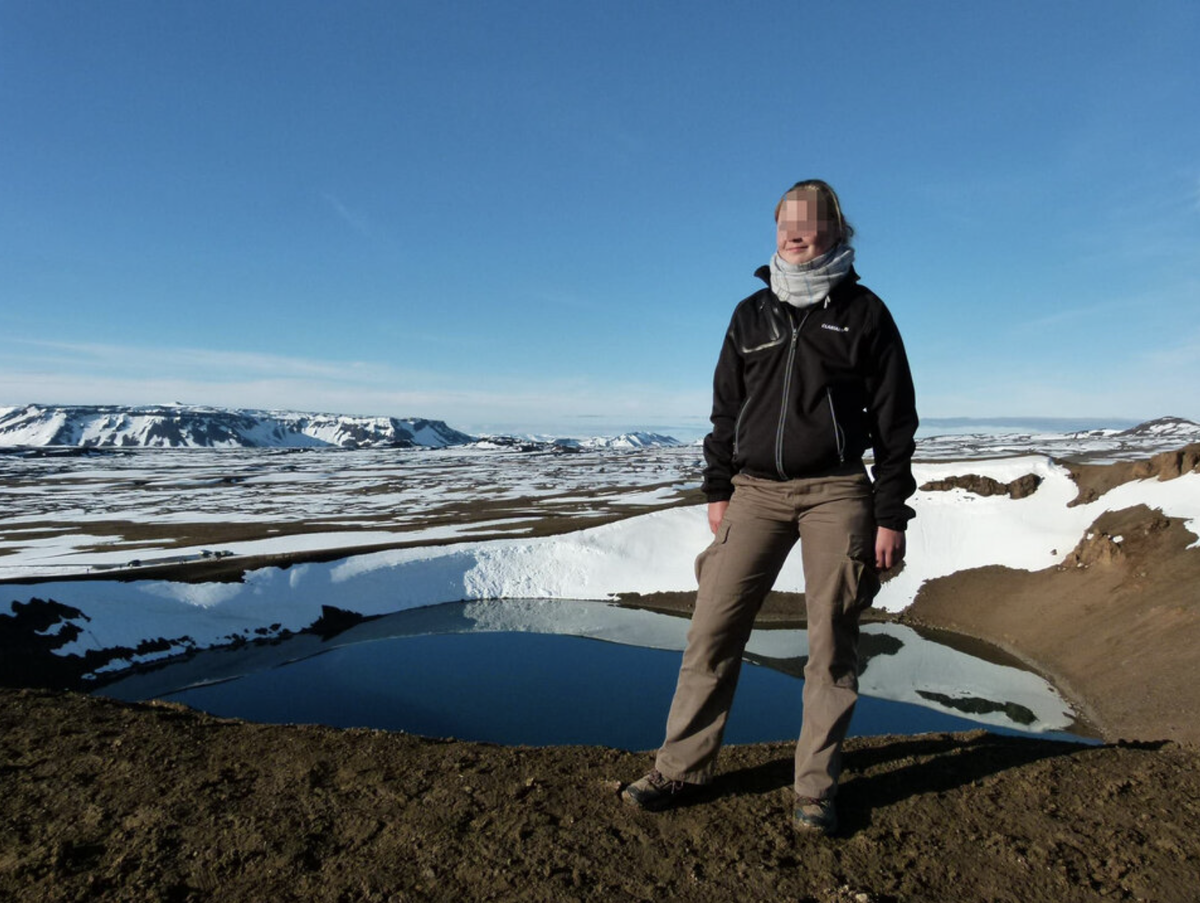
[826,388,846,464]
[774,309,811,479]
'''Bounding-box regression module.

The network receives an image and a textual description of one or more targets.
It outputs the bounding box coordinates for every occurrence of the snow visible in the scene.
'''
[0,405,687,452]
[913,417,1200,461]
[7,454,1200,617]
[0,405,473,449]
[9,410,68,446]
[11,459,1195,671]
[0,520,545,581]
[881,459,1200,608]
[260,456,1199,616]
[0,444,700,577]
[4,427,1200,735]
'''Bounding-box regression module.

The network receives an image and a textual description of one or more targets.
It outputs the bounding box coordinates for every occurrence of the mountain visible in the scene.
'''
[7,402,1192,455]
[460,431,684,454]
[1112,416,1200,439]
[0,404,472,449]
[554,432,683,450]
[914,416,1200,461]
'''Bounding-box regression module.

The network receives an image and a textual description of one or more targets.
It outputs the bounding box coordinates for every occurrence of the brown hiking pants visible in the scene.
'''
[654,471,880,799]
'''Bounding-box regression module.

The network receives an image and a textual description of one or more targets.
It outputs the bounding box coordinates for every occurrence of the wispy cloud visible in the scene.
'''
[1015,298,1127,331]
[321,192,374,240]
[0,338,709,436]
[1140,327,1200,370]
[12,339,389,383]
[916,352,1200,422]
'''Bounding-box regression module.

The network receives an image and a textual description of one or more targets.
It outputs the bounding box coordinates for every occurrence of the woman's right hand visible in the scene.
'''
[707,501,729,534]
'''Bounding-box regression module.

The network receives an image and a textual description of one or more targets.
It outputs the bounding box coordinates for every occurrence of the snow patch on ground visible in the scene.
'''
[6,454,1199,701]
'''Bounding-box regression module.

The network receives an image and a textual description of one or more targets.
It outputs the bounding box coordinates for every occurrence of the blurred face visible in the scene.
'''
[776,191,838,265]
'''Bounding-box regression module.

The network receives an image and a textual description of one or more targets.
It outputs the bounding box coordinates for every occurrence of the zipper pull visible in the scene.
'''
[793,309,811,343]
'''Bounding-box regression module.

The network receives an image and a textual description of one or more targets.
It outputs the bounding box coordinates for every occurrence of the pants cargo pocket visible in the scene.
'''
[694,520,732,584]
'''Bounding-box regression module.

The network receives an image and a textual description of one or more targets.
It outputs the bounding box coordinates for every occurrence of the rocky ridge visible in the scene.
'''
[0,404,471,450]
[0,405,688,451]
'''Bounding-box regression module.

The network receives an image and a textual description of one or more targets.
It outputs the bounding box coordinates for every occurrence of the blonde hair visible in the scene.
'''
[774,179,855,245]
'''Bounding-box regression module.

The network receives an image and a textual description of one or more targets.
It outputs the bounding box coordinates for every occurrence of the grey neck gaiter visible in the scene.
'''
[769,244,855,308]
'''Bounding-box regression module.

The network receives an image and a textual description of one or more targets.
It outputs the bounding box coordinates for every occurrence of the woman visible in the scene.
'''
[621,180,918,835]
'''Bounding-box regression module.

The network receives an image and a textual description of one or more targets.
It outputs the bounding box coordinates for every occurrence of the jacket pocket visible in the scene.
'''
[825,381,870,462]
[825,388,846,464]
[732,393,754,461]
[736,307,788,354]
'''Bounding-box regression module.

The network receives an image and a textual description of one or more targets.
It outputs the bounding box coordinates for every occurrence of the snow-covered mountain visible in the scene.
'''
[4,403,1194,456]
[555,432,683,450]
[915,416,1200,461]
[461,432,685,453]
[1111,416,1200,440]
[0,404,472,449]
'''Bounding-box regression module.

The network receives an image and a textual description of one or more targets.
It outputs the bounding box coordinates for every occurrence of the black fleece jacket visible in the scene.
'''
[701,265,919,531]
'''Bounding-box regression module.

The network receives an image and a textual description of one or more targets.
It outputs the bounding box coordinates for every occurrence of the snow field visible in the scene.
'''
[16,458,1200,667]
[5,454,1198,733]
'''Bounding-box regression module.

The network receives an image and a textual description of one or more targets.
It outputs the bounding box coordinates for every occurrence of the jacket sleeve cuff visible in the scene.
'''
[704,488,734,503]
[874,503,916,532]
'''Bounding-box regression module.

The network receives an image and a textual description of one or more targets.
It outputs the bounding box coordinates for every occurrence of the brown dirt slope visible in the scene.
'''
[1065,442,1200,506]
[3,688,1200,903]
[904,504,1200,744]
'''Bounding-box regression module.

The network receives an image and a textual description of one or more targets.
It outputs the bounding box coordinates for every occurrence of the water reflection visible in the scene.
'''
[99,598,1091,746]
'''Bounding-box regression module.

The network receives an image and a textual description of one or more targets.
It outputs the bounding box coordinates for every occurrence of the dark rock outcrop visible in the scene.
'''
[919,473,1042,499]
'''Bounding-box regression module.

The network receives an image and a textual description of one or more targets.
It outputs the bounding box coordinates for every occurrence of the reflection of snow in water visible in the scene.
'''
[464,600,1075,732]
[145,632,1048,748]
[101,598,1078,737]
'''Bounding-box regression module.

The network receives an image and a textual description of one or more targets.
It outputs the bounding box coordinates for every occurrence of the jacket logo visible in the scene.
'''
[821,323,850,333]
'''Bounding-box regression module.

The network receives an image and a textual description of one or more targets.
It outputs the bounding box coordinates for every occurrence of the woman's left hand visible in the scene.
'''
[875,526,906,571]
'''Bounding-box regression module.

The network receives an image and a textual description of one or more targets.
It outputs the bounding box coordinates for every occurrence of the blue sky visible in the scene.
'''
[2,1,1198,438]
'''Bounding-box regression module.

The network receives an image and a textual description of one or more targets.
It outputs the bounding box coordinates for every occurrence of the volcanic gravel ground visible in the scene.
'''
[2,689,1198,902]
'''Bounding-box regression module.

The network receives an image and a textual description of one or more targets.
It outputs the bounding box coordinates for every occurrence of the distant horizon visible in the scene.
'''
[0,400,1177,444]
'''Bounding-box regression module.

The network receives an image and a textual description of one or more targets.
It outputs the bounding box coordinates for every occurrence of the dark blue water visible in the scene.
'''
[162,631,1074,748]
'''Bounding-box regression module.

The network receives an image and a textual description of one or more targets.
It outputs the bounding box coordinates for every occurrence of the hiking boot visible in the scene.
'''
[620,769,698,811]
[793,796,838,834]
